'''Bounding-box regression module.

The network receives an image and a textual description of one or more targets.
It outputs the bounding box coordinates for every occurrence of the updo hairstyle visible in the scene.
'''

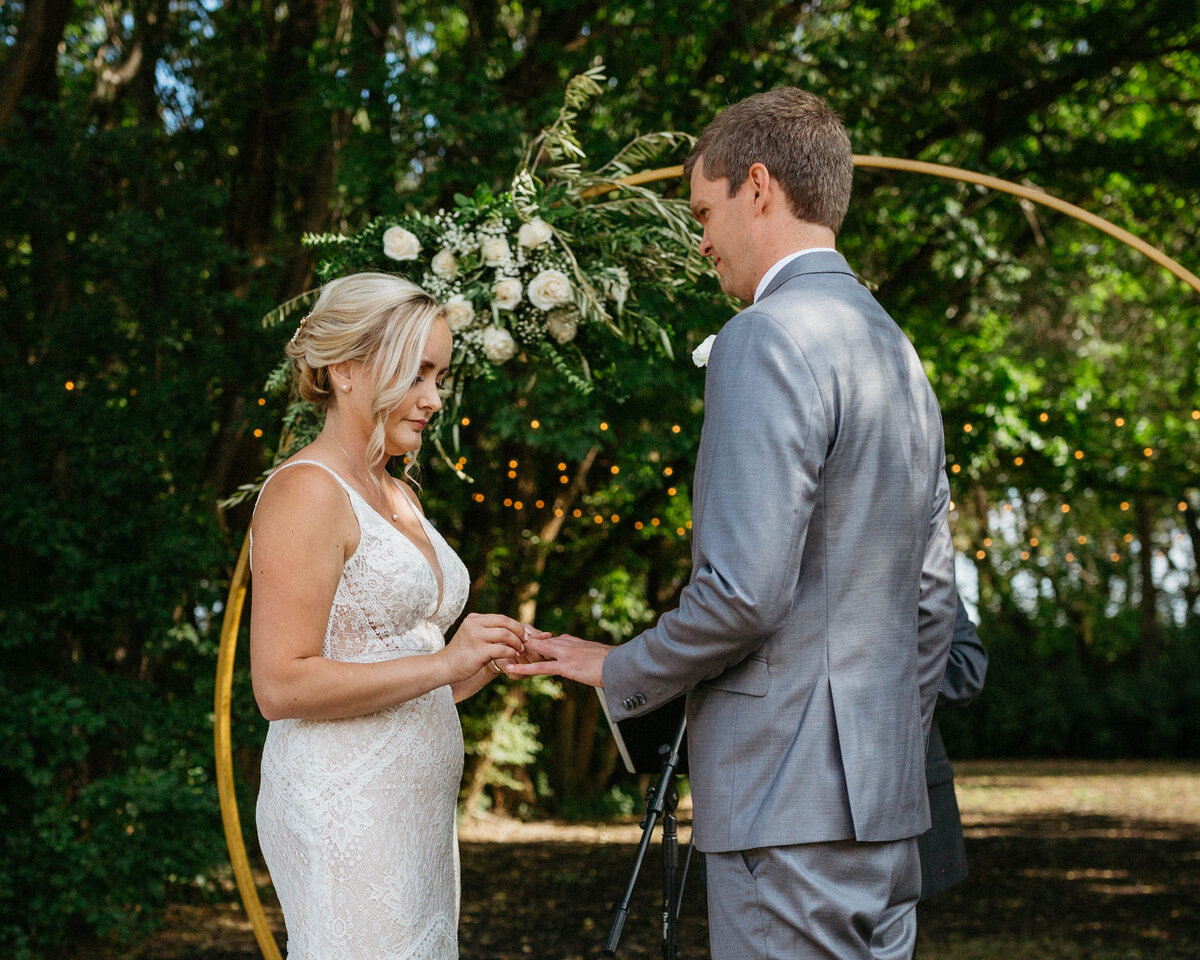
[286,272,445,476]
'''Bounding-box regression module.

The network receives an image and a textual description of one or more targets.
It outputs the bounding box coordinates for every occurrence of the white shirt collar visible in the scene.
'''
[754,247,838,303]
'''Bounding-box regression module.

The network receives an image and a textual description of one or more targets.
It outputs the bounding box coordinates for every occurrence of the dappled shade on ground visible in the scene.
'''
[114,763,1200,959]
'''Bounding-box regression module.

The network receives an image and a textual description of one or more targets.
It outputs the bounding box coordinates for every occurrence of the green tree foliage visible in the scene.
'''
[1,0,1198,954]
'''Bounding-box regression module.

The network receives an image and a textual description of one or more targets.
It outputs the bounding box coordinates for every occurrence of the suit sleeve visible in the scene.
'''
[603,312,825,718]
[917,460,957,741]
[937,593,988,707]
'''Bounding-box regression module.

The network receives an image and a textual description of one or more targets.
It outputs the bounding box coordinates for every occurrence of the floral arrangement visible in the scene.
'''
[225,65,713,504]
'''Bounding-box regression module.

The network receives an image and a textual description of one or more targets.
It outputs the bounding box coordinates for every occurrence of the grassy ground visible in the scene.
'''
[121,760,1200,959]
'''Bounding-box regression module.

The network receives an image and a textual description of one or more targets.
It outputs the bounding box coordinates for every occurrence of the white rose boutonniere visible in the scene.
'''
[431,248,458,278]
[491,277,523,311]
[480,235,513,267]
[444,295,476,332]
[382,225,421,261]
[692,334,717,367]
[527,269,573,311]
[546,308,579,344]
[517,217,553,249]
[482,326,518,364]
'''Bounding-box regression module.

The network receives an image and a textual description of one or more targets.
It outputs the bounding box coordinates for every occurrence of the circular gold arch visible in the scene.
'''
[214,156,1200,960]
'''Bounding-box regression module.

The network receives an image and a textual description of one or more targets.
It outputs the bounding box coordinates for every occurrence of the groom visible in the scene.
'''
[509,88,956,959]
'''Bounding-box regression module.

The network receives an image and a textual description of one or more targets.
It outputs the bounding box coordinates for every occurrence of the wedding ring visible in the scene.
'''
[488,660,503,675]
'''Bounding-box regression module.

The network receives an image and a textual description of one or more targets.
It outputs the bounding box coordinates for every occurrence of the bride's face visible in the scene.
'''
[384,317,453,457]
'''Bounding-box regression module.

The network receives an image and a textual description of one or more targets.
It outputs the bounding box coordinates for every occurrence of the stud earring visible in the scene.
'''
[342,384,351,392]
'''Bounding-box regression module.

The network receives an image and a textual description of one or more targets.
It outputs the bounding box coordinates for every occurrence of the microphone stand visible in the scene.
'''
[603,715,691,959]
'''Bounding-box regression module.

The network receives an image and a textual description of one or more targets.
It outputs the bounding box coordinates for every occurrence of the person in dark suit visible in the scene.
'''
[509,87,957,959]
[919,594,988,899]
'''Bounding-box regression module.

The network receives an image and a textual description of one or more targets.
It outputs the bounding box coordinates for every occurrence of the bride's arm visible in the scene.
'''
[250,465,524,720]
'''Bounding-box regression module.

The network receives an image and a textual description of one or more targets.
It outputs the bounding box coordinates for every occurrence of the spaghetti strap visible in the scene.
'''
[254,458,353,509]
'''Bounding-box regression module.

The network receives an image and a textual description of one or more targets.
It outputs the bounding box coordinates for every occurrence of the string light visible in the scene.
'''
[508,459,518,468]
[1115,417,1125,427]
[1120,502,1130,511]
[535,500,544,509]
[1110,552,1120,562]
[951,464,961,474]
[676,526,686,536]
[554,508,563,517]
[1021,551,1030,560]
[610,465,619,475]
[635,521,644,530]
[963,423,973,433]
[671,424,681,434]
[461,417,470,426]
[1074,450,1084,459]
[253,429,263,438]
[1123,533,1133,543]
[611,514,619,523]
[599,421,609,431]
[513,501,523,511]
[503,498,513,507]
[1061,504,1070,513]
[557,462,567,471]
[1143,447,1153,457]
[1039,412,1049,422]
[473,493,485,503]
[975,549,985,559]
[983,537,992,547]
[65,381,75,391]
[650,518,660,527]
[1014,457,1024,466]
[593,515,603,524]
[530,419,540,429]
[559,475,569,484]
[1077,535,1087,545]
[507,470,517,478]
[663,467,674,477]
[1193,411,1199,420]
[572,509,582,518]
[1065,552,1075,562]
[668,487,677,496]
[257,397,266,406]
[1030,537,1039,546]
[1179,502,1189,511]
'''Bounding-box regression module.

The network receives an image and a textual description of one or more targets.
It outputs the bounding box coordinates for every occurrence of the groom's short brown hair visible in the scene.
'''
[685,88,853,235]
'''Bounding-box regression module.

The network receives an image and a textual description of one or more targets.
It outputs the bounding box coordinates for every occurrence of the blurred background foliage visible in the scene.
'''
[2,0,1198,954]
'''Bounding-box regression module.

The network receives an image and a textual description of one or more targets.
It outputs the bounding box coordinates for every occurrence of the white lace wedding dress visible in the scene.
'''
[253,459,470,960]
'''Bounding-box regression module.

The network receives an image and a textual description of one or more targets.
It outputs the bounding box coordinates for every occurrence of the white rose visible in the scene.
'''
[382,225,421,261]
[480,235,512,267]
[692,333,717,367]
[517,217,553,249]
[444,295,476,332]
[546,308,579,344]
[527,268,573,311]
[481,326,517,365]
[431,248,458,278]
[491,277,523,311]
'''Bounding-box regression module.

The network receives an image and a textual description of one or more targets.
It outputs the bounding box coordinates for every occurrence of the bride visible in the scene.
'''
[249,272,532,959]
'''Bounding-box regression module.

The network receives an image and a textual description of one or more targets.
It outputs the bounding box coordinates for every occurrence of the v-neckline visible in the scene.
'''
[342,477,446,619]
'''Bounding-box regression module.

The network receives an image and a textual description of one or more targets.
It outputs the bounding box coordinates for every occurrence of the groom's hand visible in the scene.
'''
[504,634,610,687]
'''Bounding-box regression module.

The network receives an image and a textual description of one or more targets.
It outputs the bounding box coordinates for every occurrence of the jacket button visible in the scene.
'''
[622,697,634,710]
[634,693,647,705]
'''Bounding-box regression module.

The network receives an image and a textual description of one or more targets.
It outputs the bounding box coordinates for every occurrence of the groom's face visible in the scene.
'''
[690,160,759,302]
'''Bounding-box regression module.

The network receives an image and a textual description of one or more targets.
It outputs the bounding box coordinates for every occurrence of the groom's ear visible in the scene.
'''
[747,162,772,212]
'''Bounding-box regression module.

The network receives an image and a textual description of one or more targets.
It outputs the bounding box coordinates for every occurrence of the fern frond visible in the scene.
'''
[261,289,319,329]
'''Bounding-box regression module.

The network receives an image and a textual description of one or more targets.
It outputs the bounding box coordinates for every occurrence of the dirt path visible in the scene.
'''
[118,761,1200,959]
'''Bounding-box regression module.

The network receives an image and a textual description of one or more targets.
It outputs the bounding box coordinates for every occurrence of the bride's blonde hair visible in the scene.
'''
[286,272,444,480]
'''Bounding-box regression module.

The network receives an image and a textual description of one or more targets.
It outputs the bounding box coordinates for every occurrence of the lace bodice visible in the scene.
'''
[253,458,470,960]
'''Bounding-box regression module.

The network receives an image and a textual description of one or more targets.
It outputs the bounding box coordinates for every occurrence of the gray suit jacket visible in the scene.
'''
[603,251,957,852]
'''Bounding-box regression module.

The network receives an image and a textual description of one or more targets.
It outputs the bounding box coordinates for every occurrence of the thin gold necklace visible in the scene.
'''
[334,441,399,522]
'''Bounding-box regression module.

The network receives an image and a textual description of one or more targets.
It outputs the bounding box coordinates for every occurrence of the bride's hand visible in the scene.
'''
[438,613,526,684]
